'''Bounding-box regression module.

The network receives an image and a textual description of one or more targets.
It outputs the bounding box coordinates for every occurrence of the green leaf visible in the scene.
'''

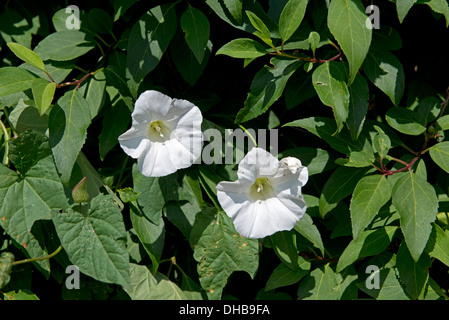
[72,177,89,204]
[428,224,449,267]
[271,230,299,270]
[278,147,336,176]
[223,0,243,25]
[429,141,449,173]
[216,38,269,59]
[312,61,350,132]
[7,99,48,134]
[132,164,178,225]
[358,267,410,300]
[297,264,340,300]
[52,194,130,290]
[319,166,372,217]
[327,0,372,83]
[397,241,431,299]
[336,226,397,273]
[113,0,139,21]
[392,171,438,261]
[126,263,186,300]
[0,67,37,98]
[266,257,310,291]
[294,214,325,255]
[279,0,308,44]
[75,152,122,208]
[397,0,418,23]
[2,290,39,300]
[363,49,405,106]
[0,8,35,48]
[245,10,273,46]
[372,125,392,159]
[350,175,392,240]
[49,90,92,184]
[181,5,210,64]
[0,131,68,273]
[283,116,375,163]
[235,57,302,123]
[129,201,165,273]
[7,42,46,72]
[385,107,426,136]
[34,30,95,61]
[171,32,212,86]
[425,0,449,27]
[88,8,113,35]
[436,114,449,131]
[192,209,259,300]
[126,3,177,83]
[20,60,75,84]
[31,78,56,116]
[347,74,369,140]
[77,70,106,120]
[104,66,134,111]
[99,99,131,160]
[308,31,320,56]
[206,0,276,34]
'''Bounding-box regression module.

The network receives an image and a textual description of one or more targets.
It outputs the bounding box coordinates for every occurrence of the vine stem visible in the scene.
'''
[0,118,10,166]
[55,67,104,90]
[238,124,258,148]
[12,245,62,266]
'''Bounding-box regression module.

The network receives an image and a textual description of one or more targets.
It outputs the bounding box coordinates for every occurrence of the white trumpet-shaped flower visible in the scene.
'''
[216,148,308,239]
[118,90,203,177]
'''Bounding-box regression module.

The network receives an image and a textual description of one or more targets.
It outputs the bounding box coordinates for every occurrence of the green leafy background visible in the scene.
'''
[1,0,449,300]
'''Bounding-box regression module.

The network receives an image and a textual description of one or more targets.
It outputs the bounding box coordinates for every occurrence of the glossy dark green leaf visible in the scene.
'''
[363,49,405,106]
[216,38,269,59]
[392,171,438,261]
[328,0,372,83]
[193,209,259,300]
[126,4,177,83]
[312,61,350,132]
[319,166,372,217]
[350,175,392,240]
[337,226,397,272]
[49,90,92,184]
[181,5,210,64]
[0,131,68,273]
[386,107,426,136]
[279,0,308,44]
[34,31,95,61]
[429,141,449,173]
[235,57,301,123]
[0,67,37,97]
[397,241,431,299]
[52,194,130,290]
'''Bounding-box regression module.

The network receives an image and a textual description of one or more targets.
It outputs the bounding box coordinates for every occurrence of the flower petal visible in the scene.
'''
[217,180,252,219]
[118,127,151,159]
[237,147,279,182]
[132,90,173,125]
[276,188,307,218]
[137,142,178,177]
[232,197,303,239]
[164,137,202,170]
[171,104,203,133]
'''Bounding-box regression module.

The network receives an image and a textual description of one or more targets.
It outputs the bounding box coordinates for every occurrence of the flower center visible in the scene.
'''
[250,177,275,201]
[148,120,172,142]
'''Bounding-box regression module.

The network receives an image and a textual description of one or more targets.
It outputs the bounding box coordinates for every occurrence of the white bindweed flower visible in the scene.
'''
[118,90,203,177]
[216,148,308,239]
